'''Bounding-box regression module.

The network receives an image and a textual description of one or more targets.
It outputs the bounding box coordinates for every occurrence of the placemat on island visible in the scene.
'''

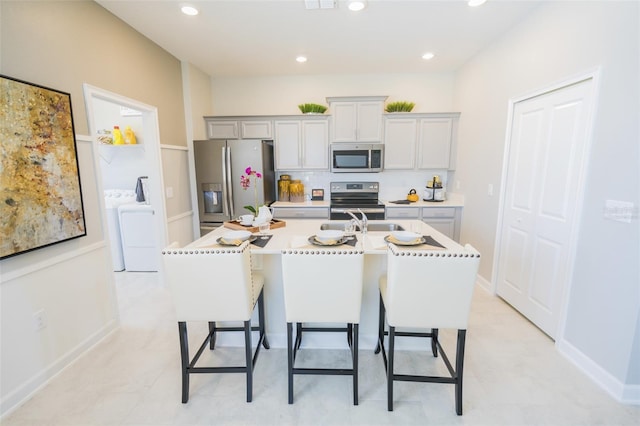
[399,235,445,250]
[223,219,286,233]
[382,235,446,250]
[251,235,273,248]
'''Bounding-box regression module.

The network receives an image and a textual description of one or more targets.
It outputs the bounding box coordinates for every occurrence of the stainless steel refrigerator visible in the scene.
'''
[194,139,275,235]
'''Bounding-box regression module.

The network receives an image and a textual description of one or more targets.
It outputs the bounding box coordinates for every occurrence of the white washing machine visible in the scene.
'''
[118,204,159,272]
[104,190,136,271]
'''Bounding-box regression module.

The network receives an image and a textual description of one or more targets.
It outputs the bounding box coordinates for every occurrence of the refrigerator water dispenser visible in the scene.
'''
[202,183,223,214]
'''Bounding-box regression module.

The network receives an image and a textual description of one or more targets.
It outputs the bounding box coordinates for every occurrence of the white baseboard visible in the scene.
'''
[557,338,640,405]
[0,320,119,418]
[476,273,492,292]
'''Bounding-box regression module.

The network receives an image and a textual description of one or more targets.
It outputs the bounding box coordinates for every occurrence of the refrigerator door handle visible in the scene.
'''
[225,145,235,218]
[221,146,231,218]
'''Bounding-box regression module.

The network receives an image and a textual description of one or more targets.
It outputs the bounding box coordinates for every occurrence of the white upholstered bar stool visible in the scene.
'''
[375,243,480,414]
[161,241,269,404]
[281,248,365,405]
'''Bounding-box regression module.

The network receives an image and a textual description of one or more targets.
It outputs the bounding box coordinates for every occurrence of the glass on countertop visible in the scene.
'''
[344,219,357,237]
[258,222,270,239]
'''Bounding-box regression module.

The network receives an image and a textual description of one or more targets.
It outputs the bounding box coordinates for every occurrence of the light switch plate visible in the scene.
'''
[604,200,634,223]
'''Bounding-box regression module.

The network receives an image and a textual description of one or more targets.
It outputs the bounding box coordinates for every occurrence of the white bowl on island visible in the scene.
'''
[223,230,252,241]
[315,229,344,243]
[391,231,421,242]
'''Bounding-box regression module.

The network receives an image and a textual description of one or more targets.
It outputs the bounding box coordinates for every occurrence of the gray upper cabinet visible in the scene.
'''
[327,96,387,143]
[383,113,460,170]
[383,117,418,169]
[274,118,329,170]
[205,117,273,140]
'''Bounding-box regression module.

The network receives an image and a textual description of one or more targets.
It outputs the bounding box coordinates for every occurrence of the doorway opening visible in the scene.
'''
[82,84,168,277]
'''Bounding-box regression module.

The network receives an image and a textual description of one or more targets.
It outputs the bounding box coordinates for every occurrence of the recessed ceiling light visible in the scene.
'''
[422,52,435,60]
[296,56,308,63]
[468,0,487,7]
[347,0,366,12]
[181,5,199,16]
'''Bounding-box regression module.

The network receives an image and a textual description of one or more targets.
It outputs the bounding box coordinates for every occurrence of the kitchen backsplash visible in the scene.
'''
[276,169,450,201]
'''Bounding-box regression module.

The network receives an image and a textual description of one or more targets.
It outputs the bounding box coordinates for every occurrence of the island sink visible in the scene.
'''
[320,222,405,232]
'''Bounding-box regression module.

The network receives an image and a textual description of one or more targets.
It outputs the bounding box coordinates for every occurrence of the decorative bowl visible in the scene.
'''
[223,230,252,241]
[315,229,344,243]
[391,231,421,242]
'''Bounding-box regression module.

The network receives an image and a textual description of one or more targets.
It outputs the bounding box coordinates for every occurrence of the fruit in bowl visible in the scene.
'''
[391,231,421,242]
[315,229,344,243]
[223,230,252,241]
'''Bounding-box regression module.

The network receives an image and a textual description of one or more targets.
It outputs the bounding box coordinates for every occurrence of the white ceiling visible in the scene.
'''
[97,0,541,77]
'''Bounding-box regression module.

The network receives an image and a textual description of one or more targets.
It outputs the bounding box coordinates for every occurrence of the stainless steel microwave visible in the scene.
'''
[330,143,384,173]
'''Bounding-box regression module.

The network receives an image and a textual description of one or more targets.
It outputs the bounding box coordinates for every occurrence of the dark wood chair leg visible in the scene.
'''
[455,329,466,415]
[431,328,439,357]
[244,320,253,403]
[295,322,303,351]
[375,293,385,354]
[178,322,190,404]
[208,321,216,350]
[287,322,294,404]
[258,290,270,349]
[353,323,359,406]
[387,326,395,412]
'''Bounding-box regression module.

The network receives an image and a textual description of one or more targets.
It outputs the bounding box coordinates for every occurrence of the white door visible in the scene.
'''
[496,78,595,338]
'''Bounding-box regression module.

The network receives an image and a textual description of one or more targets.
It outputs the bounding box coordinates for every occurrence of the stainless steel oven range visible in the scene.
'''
[329,182,385,220]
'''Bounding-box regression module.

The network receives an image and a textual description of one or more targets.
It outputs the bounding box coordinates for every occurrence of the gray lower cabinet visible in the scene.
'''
[385,207,420,219]
[421,207,461,242]
[272,207,329,219]
[386,206,461,242]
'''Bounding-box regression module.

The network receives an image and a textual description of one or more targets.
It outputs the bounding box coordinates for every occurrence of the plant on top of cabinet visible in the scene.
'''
[385,101,415,113]
[298,103,327,114]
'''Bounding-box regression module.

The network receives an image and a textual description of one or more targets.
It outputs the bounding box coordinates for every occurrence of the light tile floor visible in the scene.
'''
[3,272,639,425]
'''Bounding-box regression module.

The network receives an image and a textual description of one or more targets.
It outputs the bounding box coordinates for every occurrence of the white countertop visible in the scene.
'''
[271,193,464,208]
[187,219,463,255]
[383,192,465,207]
[271,200,330,208]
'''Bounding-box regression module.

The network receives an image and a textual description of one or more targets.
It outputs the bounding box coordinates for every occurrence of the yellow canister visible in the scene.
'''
[289,179,305,202]
[278,174,291,201]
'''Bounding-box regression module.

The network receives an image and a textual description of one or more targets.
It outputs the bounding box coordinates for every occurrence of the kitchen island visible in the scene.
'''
[183,219,466,350]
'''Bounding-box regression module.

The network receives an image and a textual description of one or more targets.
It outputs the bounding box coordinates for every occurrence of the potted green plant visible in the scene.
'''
[385,101,415,113]
[298,103,328,114]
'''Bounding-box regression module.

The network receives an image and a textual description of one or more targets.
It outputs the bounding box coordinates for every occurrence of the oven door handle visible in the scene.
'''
[330,207,386,214]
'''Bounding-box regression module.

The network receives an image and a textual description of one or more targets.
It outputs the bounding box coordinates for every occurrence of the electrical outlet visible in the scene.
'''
[33,310,46,331]
[165,186,174,199]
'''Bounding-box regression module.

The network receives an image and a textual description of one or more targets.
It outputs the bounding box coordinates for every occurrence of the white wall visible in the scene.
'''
[0,137,118,414]
[182,62,213,240]
[162,145,194,247]
[210,73,455,116]
[453,0,639,397]
[0,1,189,416]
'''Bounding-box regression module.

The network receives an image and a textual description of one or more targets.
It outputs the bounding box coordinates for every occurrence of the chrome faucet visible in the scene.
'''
[346,208,368,234]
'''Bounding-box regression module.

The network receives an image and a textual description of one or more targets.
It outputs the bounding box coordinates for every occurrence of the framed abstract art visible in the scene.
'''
[1,75,86,259]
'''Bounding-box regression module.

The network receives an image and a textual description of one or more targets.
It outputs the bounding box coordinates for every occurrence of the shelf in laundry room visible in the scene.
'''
[98,144,145,164]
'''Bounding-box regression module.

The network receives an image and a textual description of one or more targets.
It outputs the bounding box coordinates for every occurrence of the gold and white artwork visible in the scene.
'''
[0,76,86,259]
